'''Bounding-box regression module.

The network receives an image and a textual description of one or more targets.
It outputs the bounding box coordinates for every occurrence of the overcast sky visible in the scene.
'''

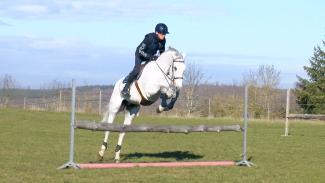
[0,0,324,88]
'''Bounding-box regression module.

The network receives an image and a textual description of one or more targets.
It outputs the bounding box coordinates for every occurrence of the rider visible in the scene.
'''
[121,23,169,98]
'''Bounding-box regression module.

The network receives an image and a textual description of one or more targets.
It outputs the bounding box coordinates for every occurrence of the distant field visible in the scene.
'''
[0,108,324,183]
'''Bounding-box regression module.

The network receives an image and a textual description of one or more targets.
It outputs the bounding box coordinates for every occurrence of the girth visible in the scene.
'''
[135,80,155,106]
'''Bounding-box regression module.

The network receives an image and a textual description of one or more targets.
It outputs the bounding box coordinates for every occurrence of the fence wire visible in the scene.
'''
[0,86,323,119]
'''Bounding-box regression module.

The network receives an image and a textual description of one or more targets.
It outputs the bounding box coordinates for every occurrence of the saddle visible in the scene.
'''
[136,62,149,80]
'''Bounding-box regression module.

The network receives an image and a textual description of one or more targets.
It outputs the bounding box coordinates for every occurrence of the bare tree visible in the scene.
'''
[242,65,281,119]
[183,62,204,116]
[40,80,69,90]
[0,74,19,106]
[0,74,18,89]
[242,70,258,86]
[259,65,281,120]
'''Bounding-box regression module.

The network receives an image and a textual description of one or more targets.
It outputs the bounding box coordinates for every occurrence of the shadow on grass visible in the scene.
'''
[122,151,203,161]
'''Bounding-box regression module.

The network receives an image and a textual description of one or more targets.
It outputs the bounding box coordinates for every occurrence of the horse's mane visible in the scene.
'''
[165,47,183,59]
[166,46,179,53]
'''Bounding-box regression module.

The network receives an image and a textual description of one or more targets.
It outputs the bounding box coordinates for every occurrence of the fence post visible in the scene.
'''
[99,89,102,115]
[59,90,62,112]
[208,98,211,118]
[267,103,270,121]
[57,79,80,169]
[284,88,290,136]
[23,97,26,110]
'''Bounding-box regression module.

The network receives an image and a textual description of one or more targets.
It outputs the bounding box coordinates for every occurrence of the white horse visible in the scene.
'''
[98,47,186,162]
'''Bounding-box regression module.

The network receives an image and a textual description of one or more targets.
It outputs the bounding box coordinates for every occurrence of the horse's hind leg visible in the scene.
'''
[98,110,118,160]
[114,104,140,163]
[98,86,124,161]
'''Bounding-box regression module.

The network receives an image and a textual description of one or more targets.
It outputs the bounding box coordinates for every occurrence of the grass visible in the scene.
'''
[0,108,324,183]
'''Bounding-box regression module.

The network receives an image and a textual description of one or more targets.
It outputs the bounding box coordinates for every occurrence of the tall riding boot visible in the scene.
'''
[121,80,131,98]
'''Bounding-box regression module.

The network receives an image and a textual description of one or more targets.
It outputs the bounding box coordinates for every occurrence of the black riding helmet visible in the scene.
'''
[155,23,169,35]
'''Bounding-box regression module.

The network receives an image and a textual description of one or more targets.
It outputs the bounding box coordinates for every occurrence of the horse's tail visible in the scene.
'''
[101,78,124,122]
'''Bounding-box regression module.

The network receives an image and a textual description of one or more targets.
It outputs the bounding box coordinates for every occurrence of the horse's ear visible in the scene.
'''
[181,52,186,59]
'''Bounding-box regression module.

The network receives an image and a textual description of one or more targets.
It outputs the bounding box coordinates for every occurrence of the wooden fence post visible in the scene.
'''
[284,88,290,136]
[23,97,26,110]
[99,89,102,114]
[59,90,62,112]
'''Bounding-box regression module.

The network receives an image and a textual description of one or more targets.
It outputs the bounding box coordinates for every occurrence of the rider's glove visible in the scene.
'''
[150,55,159,61]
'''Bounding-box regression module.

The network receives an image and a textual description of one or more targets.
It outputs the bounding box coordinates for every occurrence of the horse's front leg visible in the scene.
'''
[114,104,140,163]
[157,94,168,113]
[157,90,180,113]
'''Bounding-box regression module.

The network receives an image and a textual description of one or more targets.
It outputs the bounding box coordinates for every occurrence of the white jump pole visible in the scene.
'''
[57,79,80,169]
[237,85,255,167]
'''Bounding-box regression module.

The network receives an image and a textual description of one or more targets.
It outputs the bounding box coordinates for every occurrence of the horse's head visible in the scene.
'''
[166,47,186,90]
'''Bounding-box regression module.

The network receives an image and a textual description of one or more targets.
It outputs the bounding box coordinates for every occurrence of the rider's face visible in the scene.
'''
[156,32,165,40]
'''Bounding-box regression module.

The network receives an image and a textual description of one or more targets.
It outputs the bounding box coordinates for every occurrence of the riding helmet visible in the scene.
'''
[155,23,169,35]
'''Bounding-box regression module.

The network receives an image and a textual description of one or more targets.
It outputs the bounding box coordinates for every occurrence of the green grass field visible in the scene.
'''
[0,108,324,183]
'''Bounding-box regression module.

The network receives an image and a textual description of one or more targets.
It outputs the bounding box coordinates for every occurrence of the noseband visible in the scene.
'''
[170,60,184,81]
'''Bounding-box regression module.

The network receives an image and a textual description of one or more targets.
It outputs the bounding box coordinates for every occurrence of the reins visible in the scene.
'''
[155,59,184,88]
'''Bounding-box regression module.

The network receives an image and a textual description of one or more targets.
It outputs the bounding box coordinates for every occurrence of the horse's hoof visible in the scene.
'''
[97,152,104,161]
[156,105,164,113]
[97,155,104,161]
[115,159,120,163]
[156,107,161,113]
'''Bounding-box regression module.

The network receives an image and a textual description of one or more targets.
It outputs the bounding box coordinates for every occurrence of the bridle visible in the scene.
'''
[172,60,185,80]
[155,58,185,87]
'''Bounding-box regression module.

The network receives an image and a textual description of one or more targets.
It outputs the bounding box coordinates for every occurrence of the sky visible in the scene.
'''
[0,0,324,88]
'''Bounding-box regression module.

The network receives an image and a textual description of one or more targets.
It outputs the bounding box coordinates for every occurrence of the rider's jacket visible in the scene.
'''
[136,32,166,61]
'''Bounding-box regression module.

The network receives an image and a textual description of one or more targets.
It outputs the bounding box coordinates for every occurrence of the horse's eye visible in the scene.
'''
[174,67,177,71]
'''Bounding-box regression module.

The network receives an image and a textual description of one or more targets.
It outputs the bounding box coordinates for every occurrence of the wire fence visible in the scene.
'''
[0,86,323,119]
[0,88,110,114]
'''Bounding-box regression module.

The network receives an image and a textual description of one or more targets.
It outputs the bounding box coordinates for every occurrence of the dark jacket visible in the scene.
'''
[136,32,166,61]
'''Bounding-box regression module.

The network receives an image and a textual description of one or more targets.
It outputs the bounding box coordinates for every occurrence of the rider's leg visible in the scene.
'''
[122,56,142,97]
